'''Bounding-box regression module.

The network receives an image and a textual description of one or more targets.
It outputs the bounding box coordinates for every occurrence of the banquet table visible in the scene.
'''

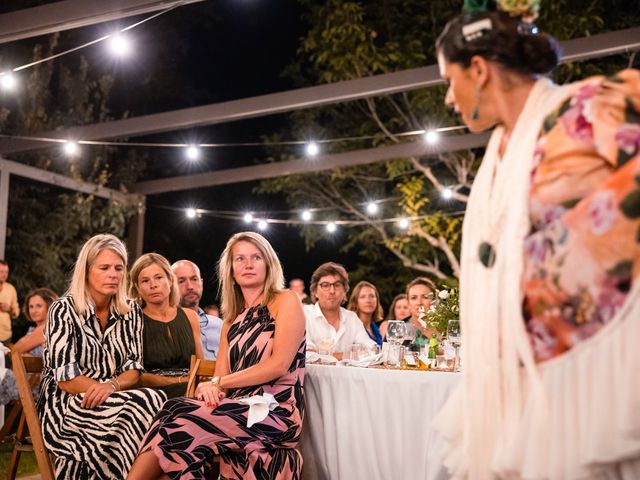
[300,363,460,480]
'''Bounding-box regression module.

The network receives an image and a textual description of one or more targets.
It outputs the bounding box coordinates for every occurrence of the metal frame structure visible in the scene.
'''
[0,0,638,258]
[0,0,204,44]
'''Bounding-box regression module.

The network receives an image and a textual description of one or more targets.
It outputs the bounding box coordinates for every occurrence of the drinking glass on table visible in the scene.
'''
[386,321,406,367]
[316,337,335,356]
[447,319,461,370]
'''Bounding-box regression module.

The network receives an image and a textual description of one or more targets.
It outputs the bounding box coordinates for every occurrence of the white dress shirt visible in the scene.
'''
[304,302,375,353]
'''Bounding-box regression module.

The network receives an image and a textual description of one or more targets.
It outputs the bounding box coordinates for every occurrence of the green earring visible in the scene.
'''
[472,105,479,120]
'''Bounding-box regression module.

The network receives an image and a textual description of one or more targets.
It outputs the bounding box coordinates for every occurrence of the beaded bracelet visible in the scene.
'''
[111,377,121,391]
[106,379,118,392]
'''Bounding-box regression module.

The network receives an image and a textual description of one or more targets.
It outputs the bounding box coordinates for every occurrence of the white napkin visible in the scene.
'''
[341,353,384,368]
[306,351,337,364]
[237,393,278,427]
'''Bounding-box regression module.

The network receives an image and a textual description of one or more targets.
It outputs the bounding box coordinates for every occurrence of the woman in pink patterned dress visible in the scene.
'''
[127,232,306,480]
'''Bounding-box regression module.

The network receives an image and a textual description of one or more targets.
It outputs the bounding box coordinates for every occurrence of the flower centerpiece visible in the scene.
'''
[418,288,460,335]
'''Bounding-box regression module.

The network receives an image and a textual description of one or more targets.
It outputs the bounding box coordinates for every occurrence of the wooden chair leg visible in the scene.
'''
[0,401,22,442]
[7,414,27,480]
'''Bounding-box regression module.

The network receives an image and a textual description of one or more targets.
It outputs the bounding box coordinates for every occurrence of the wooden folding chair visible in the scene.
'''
[185,354,216,397]
[9,351,55,480]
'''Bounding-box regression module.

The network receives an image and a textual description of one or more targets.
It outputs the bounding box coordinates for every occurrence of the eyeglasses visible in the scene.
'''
[318,281,345,291]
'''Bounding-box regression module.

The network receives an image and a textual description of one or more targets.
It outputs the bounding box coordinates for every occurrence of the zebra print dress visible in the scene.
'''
[39,295,166,479]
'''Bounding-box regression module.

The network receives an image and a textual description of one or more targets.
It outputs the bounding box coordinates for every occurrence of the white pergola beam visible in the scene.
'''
[132,132,491,194]
[0,0,204,44]
[0,157,137,205]
[0,27,637,157]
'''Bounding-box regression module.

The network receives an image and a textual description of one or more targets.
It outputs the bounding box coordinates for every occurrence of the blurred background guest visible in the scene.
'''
[347,281,384,345]
[39,234,165,479]
[172,260,223,360]
[0,260,19,346]
[128,232,306,479]
[304,262,375,355]
[204,304,220,317]
[289,277,312,304]
[130,253,203,398]
[0,288,57,406]
[404,277,438,348]
[379,293,410,339]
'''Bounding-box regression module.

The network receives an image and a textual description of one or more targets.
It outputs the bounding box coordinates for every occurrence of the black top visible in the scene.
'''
[143,307,195,397]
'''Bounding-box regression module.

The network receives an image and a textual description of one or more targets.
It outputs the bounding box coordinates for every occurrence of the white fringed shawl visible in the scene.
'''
[434,78,640,479]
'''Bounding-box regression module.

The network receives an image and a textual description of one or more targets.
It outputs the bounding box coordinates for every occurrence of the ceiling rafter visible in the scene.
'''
[0,27,638,157]
[0,0,204,44]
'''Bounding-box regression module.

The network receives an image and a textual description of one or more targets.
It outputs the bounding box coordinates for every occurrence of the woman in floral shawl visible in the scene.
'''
[433,3,640,479]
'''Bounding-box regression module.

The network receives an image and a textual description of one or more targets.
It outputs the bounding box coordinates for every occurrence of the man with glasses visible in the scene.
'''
[304,262,375,355]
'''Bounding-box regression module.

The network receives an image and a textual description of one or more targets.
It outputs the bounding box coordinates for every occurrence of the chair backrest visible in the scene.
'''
[11,351,55,480]
[185,355,217,397]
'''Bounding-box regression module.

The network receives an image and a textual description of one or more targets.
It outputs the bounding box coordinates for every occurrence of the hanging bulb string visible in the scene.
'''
[2,1,188,75]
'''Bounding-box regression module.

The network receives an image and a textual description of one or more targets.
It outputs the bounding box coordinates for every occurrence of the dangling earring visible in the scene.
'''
[471,87,481,120]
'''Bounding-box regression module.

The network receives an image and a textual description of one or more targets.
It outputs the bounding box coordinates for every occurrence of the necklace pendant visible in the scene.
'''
[478,242,496,268]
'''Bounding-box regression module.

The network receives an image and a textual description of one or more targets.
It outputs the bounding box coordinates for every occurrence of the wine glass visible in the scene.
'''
[316,337,335,356]
[386,321,406,368]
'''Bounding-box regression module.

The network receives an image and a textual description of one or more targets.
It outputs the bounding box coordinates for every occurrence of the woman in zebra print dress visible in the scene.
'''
[39,234,166,479]
[128,231,306,480]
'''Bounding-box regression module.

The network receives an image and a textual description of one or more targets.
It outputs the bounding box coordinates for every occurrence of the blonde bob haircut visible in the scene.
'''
[218,232,284,323]
[68,234,130,317]
[347,280,384,323]
[129,252,180,308]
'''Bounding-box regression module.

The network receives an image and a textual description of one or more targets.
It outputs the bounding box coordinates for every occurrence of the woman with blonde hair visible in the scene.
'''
[347,281,384,345]
[129,253,203,398]
[128,231,306,480]
[39,234,165,479]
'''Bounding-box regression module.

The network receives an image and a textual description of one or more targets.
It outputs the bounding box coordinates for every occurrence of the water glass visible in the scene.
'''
[316,337,335,355]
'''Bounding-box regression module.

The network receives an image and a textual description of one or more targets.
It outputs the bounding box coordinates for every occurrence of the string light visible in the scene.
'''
[257,220,268,230]
[185,208,197,219]
[185,145,200,161]
[326,222,337,233]
[366,201,379,215]
[424,130,439,144]
[107,33,132,57]
[63,141,79,156]
[306,141,319,156]
[0,125,467,151]
[243,212,253,223]
[301,210,312,221]
[398,218,410,229]
[0,73,17,91]
[441,187,453,199]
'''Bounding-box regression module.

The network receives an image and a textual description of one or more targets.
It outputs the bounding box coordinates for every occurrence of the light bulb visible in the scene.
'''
[326,222,337,233]
[306,141,319,156]
[257,220,268,230]
[186,208,197,219]
[243,213,253,223]
[301,210,312,221]
[63,141,79,156]
[0,73,16,91]
[366,202,379,215]
[186,145,200,161]
[398,218,409,229]
[424,130,439,144]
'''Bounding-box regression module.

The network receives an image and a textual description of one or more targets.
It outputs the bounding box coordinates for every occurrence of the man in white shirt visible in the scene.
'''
[303,262,375,353]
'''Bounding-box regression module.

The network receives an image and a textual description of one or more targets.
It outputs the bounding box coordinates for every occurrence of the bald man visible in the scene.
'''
[172,260,222,360]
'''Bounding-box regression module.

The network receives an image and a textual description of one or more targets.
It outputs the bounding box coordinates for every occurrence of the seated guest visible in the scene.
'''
[347,281,383,345]
[39,234,165,479]
[172,259,223,360]
[289,277,312,304]
[0,260,19,346]
[379,293,410,339]
[127,231,306,479]
[304,262,375,354]
[129,253,203,398]
[0,288,57,405]
[204,304,219,317]
[404,277,439,347]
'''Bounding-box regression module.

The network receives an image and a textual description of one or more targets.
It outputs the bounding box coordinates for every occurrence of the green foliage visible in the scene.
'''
[2,34,144,306]
[424,287,460,334]
[264,0,638,291]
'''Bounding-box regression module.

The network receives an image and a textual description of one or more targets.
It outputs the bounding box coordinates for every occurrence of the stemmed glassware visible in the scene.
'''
[386,320,406,367]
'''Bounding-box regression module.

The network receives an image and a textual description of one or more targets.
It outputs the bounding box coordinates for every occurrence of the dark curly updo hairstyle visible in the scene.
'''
[436,11,561,76]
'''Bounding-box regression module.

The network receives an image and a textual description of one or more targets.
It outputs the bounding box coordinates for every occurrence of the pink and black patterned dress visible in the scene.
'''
[139,304,306,480]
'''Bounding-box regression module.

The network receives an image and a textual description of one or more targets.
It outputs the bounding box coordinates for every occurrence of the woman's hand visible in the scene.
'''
[81,381,115,409]
[195,382,225,408]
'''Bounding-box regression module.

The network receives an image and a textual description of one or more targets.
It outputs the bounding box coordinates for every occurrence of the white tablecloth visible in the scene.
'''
[300,364,460,480]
